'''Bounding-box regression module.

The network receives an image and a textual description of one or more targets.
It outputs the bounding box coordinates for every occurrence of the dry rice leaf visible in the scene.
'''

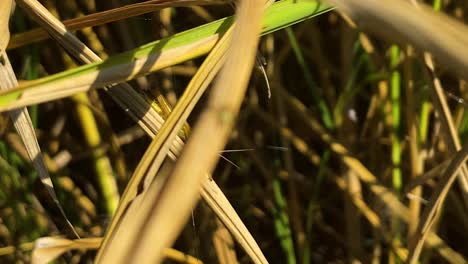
[9,0,229,50]
[201,179,268,264]
[422,53,468,209]
[333,177,408,261]
[163,248,204,264]
[98,14,267,264]
[0,1,15,51]
[280,90,467,264]
[97,1,265,263]
[32,237,102,264]
[32,237,201,264]
[15,1,267,262]
[0,36,217,111]
[405,0,468,210]
[335,0,468,258]
[14,0,186,157]
[0,0,78,238]
[255,102,465,263]
[327,0,468,80]
[96,26,232,261]
[408,143,468,264]
[213,218,238,264]
[99,171,265,263]
[10,0,225,115]
[0,0,332,112]
[404,160,448,192]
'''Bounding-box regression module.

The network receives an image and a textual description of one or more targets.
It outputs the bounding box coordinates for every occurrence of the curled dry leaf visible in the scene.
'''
[32,236,203,264]
[32,237,102,264]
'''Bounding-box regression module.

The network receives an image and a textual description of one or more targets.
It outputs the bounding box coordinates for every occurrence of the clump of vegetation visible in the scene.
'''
[0,0,467,263]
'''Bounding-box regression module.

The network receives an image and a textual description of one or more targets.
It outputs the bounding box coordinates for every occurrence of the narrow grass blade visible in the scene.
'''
[423,53,468,209]
[285,27,334,130]
[98,1,269,262]
[0,0,332,112]
[0,2,78,238]
[407,143,468,264]
[16,0,186,154]
[279,89,467,264]
[254,103,466,263]
[8,0,229,50]
[17,0,122,217]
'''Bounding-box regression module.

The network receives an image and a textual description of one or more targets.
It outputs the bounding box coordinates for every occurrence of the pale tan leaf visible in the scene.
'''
[408,143,468,264]
[32,237,102,264]
[201,179,268,264]
[0,0,14,51]
[32,236,202,264]
[422,52,468,210]
[213,218,238,264]
[163,248,203,264]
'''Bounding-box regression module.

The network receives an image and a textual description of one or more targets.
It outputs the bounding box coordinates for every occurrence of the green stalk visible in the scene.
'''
[433,0,442,11]
[271,178,297,264]
[390,45,402,193]
[55,0,120,216]
[73,93,119,215]
[419,99,431,144]
[24,45,40,127]
[458,107,468,143]
[285,27,334,130]
[333,44,368,128]
[418,0,440,146]
[390,44,402,263]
